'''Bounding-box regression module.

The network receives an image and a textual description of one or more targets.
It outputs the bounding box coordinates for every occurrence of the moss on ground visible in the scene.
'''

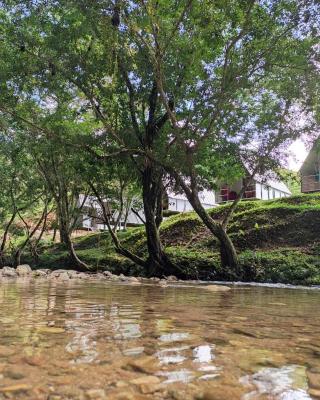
[23,193,320,285]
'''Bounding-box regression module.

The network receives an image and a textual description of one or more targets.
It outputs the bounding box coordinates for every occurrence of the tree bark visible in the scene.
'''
[14,202,49,267]
[141,165,176,276]
[0,212,16,266]
[215,224,239,272]
[57,201,89,271]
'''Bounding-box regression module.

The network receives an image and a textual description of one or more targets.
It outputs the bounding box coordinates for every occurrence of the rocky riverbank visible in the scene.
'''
[0,265,234,294]
[0,264,175,284]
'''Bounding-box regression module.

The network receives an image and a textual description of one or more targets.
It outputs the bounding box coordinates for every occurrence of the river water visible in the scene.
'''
[0,279,319,399]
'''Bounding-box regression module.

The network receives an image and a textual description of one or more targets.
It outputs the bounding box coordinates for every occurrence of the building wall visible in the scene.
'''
[168,197,214,212]
[256,182,289,200]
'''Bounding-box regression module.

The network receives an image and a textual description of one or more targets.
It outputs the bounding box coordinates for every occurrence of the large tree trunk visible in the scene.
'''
[142,165,176,277]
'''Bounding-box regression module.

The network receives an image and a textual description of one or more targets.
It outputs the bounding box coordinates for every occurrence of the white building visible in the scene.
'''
[216,175,291,204]
[78,189,216,230]
[78,172,291,230]
[166,189,216,213]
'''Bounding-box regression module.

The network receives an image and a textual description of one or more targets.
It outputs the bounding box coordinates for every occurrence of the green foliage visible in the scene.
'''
[19,193,320,284]
[240,249,320,285]
[278,169,301,195]
[0,0,319,272]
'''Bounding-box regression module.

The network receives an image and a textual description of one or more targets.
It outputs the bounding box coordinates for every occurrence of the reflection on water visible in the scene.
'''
[0,279,319,399]
[240,365,311,400]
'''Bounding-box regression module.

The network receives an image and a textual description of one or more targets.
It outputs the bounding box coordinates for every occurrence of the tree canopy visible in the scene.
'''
[0,0,319,274]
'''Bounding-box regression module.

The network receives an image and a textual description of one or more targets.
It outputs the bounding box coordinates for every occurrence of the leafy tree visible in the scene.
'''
[0,119,48,266]
[0,0,319,276]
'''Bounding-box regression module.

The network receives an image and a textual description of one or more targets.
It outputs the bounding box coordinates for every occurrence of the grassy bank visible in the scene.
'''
[26,193,320,285]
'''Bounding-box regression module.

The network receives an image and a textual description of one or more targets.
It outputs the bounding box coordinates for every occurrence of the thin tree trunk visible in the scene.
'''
[14,203,48,266]
[113,181,124,233]
[52,226,57,242]
[190,194,239,272]
[57,201,89,271]
[32,203,52,264]
[123,197,132,231]
[89,183,146,268]
[171,171,241,276]
[0,211,16,266]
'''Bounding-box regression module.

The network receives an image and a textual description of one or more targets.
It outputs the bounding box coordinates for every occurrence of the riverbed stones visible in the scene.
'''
[198,387,243,400]
[22,355,45,367]
[309,389,320,399]
[4,367,25,380]
[0,384,31,393]
[130,376,162,394]
[0,346,16,358]
[126,356,159,374]
[308,370,320,389]
[16,264,32,275]
[67,270,80,278]
[149,277,160,282]
[33,269,48,277]
[86,388,106,399]
[106,389,148,400]
[52,271,70,281]
[166,275,178,281]
[1,266,17,277]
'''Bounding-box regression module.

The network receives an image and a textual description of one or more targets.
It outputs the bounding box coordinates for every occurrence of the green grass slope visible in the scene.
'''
[33,193,320,285]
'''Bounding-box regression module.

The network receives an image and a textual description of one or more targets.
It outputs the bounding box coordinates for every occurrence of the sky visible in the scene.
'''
[288,139,309,171]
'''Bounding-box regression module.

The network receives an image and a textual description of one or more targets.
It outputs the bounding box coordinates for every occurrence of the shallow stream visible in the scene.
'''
[0,279,319,399]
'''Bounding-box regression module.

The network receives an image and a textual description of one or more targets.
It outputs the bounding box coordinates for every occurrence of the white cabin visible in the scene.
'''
[215,175,291,204]
[77,189,216,231]
[165,189,216,213]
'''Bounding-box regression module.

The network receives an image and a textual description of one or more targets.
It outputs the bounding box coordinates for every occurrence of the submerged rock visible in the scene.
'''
[4,368,25,380]
[0,384,31,393]
[86,388,106,399]
[130,376,162,394]
[126,356,159,374]
[199,387,243,400]
[16,264,32,276]
[1,266,17,277]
